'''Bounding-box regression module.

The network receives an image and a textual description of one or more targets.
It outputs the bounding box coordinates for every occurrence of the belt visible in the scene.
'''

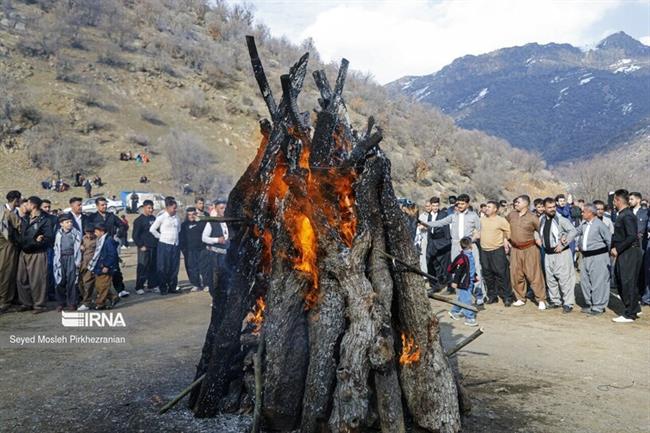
[206,245,227,254]
[544,245,569,255]
[581,246,609,258]
[510,240,536,250]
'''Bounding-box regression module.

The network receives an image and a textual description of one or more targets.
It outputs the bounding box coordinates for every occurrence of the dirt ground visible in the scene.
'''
[0,248,648,433]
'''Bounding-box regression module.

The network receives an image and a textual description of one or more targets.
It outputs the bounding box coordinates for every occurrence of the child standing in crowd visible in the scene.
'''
[53,214,82,312]
[89,223,120,310]
[447,237,479,327]
[77,225,97,311]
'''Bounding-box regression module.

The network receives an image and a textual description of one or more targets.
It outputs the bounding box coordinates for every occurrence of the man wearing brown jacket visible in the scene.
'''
[507,195,547,310]
[0,190,22,313]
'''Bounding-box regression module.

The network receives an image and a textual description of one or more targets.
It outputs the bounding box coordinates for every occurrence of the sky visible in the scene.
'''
[230,0,650,84]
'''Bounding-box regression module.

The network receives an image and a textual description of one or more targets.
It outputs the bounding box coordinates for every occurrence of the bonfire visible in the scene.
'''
[187,36,464,433]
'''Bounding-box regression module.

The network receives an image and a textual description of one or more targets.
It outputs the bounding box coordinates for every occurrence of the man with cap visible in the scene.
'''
[89,222,120,309]
[53,213,82,311]
[77,224,97,311]
[202,199,229,303]
[149,197,181,295]
[180,206,206,291]
[16,196,54,313]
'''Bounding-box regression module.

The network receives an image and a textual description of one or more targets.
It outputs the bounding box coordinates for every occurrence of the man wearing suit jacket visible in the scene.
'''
[610,189,642,323]
[424,197,452,290]
[539,197,578,313]
[66,197,87,233]
[629,193,649,305]
[575,204,611,315]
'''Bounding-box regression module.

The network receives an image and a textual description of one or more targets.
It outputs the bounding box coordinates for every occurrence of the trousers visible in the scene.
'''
[510,245,546,302]
[0,241,19,308]
[614,246,642,319]
[544,249,576,306]
[481,247,513,302]
[17,251,48,309]
[579,253,610,312]
[184,249,204,288]
[157,242,180,294]
[55,254,78,307]
[451,288,476,320]
[135,247,158,290]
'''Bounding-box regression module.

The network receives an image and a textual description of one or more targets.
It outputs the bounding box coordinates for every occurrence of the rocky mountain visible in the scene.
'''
[388,32,650,164]
[0,0,560,209]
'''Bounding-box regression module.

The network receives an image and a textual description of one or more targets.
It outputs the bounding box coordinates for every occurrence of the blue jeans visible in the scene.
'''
[451,287,476,320]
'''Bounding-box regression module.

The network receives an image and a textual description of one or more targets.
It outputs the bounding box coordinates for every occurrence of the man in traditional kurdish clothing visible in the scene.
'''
[507,195,547,310]
[0,190,22,313]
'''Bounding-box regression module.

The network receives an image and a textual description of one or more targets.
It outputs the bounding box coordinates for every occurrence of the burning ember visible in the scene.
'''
[245,297,266,335]
[400,332,421,365]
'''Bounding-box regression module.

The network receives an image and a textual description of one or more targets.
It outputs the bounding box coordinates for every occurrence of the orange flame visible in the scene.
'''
[246,297,266,335]
[399,333,421,365]
[284,208,319,309]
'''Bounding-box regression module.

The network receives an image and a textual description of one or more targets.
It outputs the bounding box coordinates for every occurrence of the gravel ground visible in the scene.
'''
[0,248,648,433]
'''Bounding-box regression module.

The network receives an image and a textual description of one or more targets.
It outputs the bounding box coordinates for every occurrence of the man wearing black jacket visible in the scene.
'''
[132,200,158,295]
[610,189,642,323]
[17,196,54,314]
[67,197,87,233]
[180,207,205,291]
[425,197,452,291]
[88,197,128,297]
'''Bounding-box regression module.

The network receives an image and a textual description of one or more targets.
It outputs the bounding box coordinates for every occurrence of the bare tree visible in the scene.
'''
[163,130,218,195]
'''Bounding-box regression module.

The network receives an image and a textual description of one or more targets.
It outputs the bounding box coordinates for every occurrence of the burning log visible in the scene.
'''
[188,36,462,433]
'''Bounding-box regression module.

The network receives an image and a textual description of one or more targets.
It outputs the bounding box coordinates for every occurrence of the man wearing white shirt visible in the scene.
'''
[420,194,483,303]
[575,205,611,314]
[149,197,181,295]
[202,199,229,302]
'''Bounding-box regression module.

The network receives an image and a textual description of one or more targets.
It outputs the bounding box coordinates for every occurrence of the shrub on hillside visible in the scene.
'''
[163,130,218,195]
[186,88,210,118]
[141,110,166,126]
[27,124,104,176]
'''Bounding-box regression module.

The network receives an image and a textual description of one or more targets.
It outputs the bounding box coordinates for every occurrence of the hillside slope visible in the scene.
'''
[388,32,650,164]
[0,0,560,209]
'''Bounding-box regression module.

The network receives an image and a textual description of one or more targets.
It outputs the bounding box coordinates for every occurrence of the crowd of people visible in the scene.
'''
[1,188,648,327]
[411,191,649,326]
[0,192,229,314]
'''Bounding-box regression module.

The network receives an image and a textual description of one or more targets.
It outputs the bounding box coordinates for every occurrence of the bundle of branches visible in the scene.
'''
[188,36,462,433]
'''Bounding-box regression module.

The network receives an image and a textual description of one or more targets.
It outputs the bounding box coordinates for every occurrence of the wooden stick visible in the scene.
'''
[444,328,484,357]
[158,373,206,415]
[251,335,266,433]
[375,249,478,313]
[429,293,478,313]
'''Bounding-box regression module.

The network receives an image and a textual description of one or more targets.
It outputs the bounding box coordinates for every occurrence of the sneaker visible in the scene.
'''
[546,303,561,309]
[580,307,591,314]
[203,287,210,292]
[111,297,121,309]
[476,303,486,311]
[636,311,643,317]
[538,301,547,311]
[464,319,479,327]
[191,286,201,292]
[152,287,161,294]
[118,290,130,298]
[512,300,526,307]
[588,310,604,316]
[612,316,634,323]
[562,305,573,314]
[448,311,462,321]
[77,304,90,311]
[136,289,145,295]
[121,246,127,250]
[503,300,512,307]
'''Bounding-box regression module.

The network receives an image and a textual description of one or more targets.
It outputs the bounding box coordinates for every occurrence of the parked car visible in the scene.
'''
[63,197,125,214]
[120,191,169,213]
